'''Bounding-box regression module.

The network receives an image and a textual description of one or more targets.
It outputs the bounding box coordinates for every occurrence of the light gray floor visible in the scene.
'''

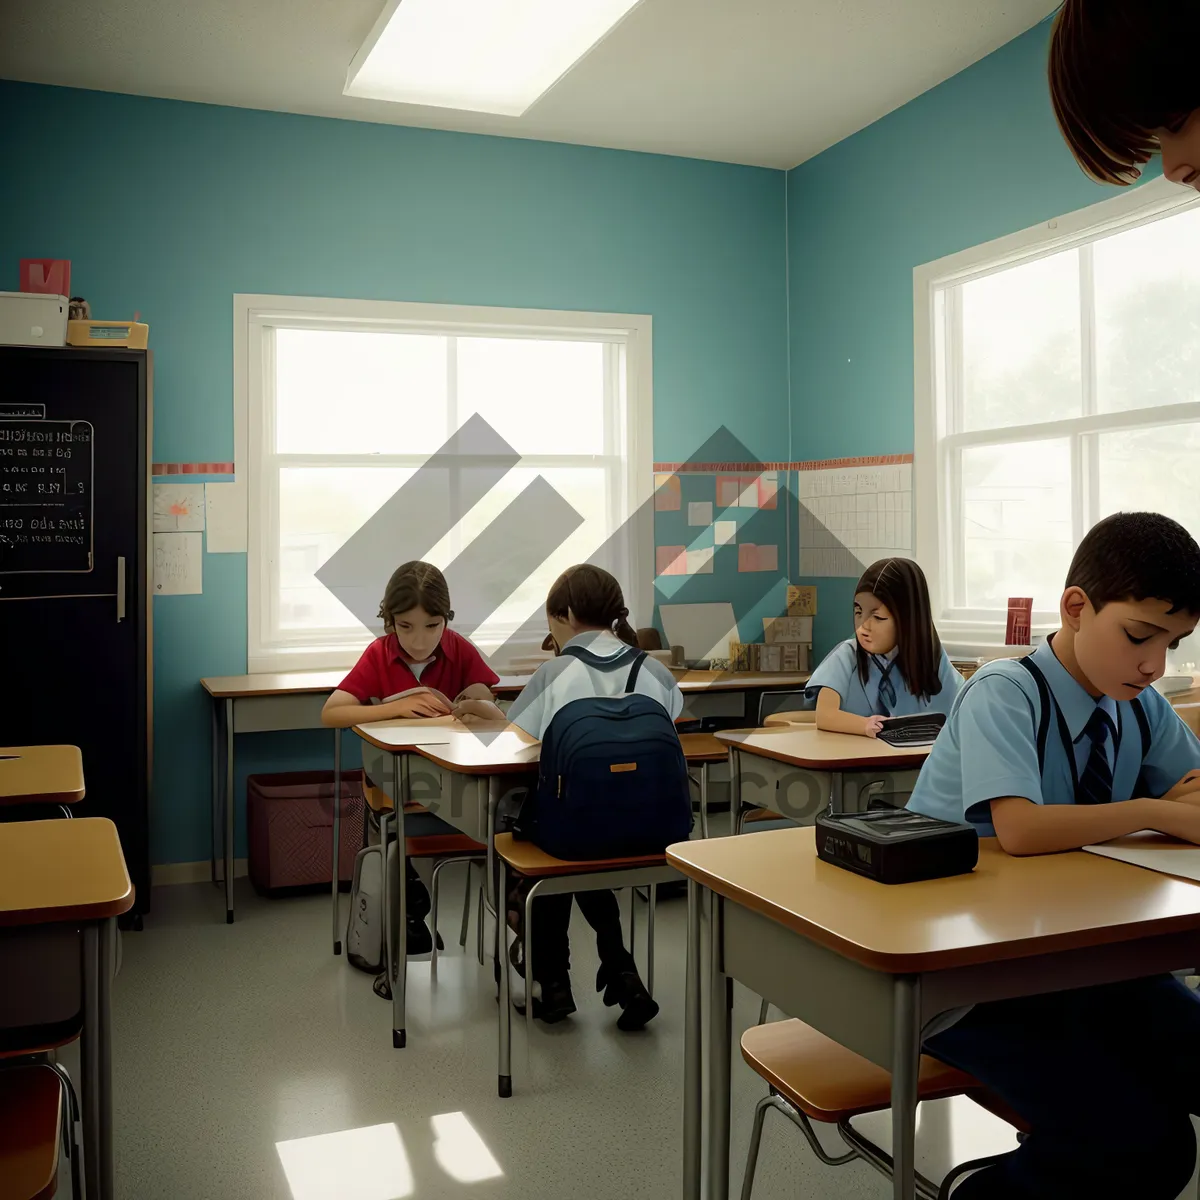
[51,858,1200,1200]
[85,865,896,1200]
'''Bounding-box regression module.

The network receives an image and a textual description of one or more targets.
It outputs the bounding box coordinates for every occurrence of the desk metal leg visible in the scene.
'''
[699,763,710,840]
[392,754,409,1049]
[224,698,235,923]
[485,776,500,918]
[829,769,844,815]
[891,976,920,1200]
[210,700,220,886]
[729,749,742,837]
[98,918,115,1200]
[82,924,100,1200]
[331,728,342,955]
[683,879,702,1200]
[498,856,512,1098]
[708,890,732,1200]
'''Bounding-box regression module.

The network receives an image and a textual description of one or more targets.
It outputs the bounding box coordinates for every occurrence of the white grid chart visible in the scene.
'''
[798,463,912,577]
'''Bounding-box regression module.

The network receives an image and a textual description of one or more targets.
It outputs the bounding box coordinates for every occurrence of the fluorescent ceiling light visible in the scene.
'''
[345,0,644,116]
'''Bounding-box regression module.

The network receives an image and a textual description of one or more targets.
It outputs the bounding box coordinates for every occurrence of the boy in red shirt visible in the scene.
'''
[324,561,502,961]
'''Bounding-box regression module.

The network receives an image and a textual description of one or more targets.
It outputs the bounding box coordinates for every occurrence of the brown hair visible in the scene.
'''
[378,561,454,632]
[1066,512,1200,615]
[853,558,943,702]
[1049,1,1200,185]
[546,565,637,647]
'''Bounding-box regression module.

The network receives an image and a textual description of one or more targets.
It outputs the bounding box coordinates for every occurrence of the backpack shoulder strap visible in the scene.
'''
[1017,656,1053,776]
[624,650,648,693]
[560,644,640,673]
[1132,696,1152,761]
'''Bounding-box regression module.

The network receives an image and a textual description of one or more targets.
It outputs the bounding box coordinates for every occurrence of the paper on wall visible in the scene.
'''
[686,547,714,575]
[688,501,713,526]
[660,602,739,662]
[714,520,737,546]
[153,531,203,595]
[153,483,205,532]
[204,482,247,553]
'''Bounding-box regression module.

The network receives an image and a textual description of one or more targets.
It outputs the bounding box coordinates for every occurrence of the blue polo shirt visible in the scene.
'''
[907,637,1200,835]
[805,638,962,719]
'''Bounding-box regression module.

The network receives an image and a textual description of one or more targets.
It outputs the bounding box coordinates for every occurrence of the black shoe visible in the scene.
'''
[514,978,576,1024]
[406,917,443,958]
[599,966,659,1031]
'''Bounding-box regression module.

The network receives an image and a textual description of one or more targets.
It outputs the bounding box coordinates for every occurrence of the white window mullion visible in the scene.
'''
[946,286,966,609]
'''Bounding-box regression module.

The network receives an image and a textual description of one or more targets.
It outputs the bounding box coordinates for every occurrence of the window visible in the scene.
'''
[239,296,652,673]
[915,178,1200,650]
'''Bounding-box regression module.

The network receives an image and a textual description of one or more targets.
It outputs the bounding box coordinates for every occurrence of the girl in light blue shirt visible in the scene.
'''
[806,557,961,737]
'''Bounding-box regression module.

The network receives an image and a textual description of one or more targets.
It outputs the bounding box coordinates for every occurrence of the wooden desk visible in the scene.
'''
[718,727,930,823]
[0,745,85,808]
[0,818,133,1200]
[200,676,529,926]
[668,826,1200,1200]
[353,719,730,1054]
[201,665,805,923]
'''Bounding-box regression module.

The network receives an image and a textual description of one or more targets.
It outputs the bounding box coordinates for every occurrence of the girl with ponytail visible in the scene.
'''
[504,563,683,1030]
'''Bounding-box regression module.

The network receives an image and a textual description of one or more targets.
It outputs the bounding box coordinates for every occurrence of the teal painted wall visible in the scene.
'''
[0,80,788,864]
[785,22,1161,656]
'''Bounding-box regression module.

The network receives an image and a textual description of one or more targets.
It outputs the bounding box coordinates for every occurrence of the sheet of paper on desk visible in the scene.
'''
[660,601,738,662]
[1083,837,1200,883]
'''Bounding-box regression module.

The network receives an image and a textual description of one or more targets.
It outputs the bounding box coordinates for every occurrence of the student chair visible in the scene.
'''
[366,786,487,1007]
[738,1019,1025,1200]
[493,832,680,1098]
[0,1065,68,1200]
[0,1036,82,1200]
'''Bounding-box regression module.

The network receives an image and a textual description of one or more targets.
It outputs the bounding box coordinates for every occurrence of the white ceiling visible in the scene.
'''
[0,0,1057,169]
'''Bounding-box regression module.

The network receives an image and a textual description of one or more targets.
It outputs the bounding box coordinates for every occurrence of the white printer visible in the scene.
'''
[0,292,69,347]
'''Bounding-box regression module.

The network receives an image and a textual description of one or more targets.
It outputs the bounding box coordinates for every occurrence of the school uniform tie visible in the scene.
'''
[872,655,897,717]
[1078,708,1115,806]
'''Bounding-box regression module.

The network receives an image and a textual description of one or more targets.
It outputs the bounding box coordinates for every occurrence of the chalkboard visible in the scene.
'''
[0,419,94,573]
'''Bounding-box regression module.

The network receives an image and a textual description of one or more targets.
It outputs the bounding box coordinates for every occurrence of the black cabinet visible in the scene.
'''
[0,347,152,914]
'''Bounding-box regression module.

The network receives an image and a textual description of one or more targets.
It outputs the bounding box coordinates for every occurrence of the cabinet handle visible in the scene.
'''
[116,556,126,622]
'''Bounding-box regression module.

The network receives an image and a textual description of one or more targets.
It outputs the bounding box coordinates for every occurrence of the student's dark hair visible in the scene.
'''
[546,564,637,647]
[1049,1,1200,185]
[1066,513,1200,615]
[378,561,454,632]
[853,558,943,702]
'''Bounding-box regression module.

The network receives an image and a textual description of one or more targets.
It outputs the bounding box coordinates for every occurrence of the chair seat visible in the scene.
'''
[364,785,427,816]
[405,834,486,859]
[0,1066,61,1200]
[741,1019,979,1124]
[493,832,666,878]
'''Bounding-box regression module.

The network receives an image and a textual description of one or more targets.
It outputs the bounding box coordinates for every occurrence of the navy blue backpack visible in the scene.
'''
[517,644,693,861]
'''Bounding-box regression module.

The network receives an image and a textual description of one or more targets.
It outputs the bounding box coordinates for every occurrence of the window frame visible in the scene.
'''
[237,294,654,674]
[914,176,1200,654]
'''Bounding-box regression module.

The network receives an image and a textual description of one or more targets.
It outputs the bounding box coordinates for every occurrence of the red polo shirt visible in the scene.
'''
[339,628,499,705]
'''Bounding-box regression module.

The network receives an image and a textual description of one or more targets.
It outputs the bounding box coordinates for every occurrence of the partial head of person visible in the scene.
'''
[378,560,453,663]
[1050,1,1200,189]
[545,564,637,653]
[853,557,943,700]
[1060,512,1200,700]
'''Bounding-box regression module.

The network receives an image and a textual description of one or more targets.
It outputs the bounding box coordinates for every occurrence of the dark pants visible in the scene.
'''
[530,890,636,984]
[924,975,1200,1199]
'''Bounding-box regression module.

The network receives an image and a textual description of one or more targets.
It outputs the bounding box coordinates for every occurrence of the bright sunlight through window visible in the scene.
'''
[430,1112,504,1183]
[276,1124,413,1200]
[345,0,644,115]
